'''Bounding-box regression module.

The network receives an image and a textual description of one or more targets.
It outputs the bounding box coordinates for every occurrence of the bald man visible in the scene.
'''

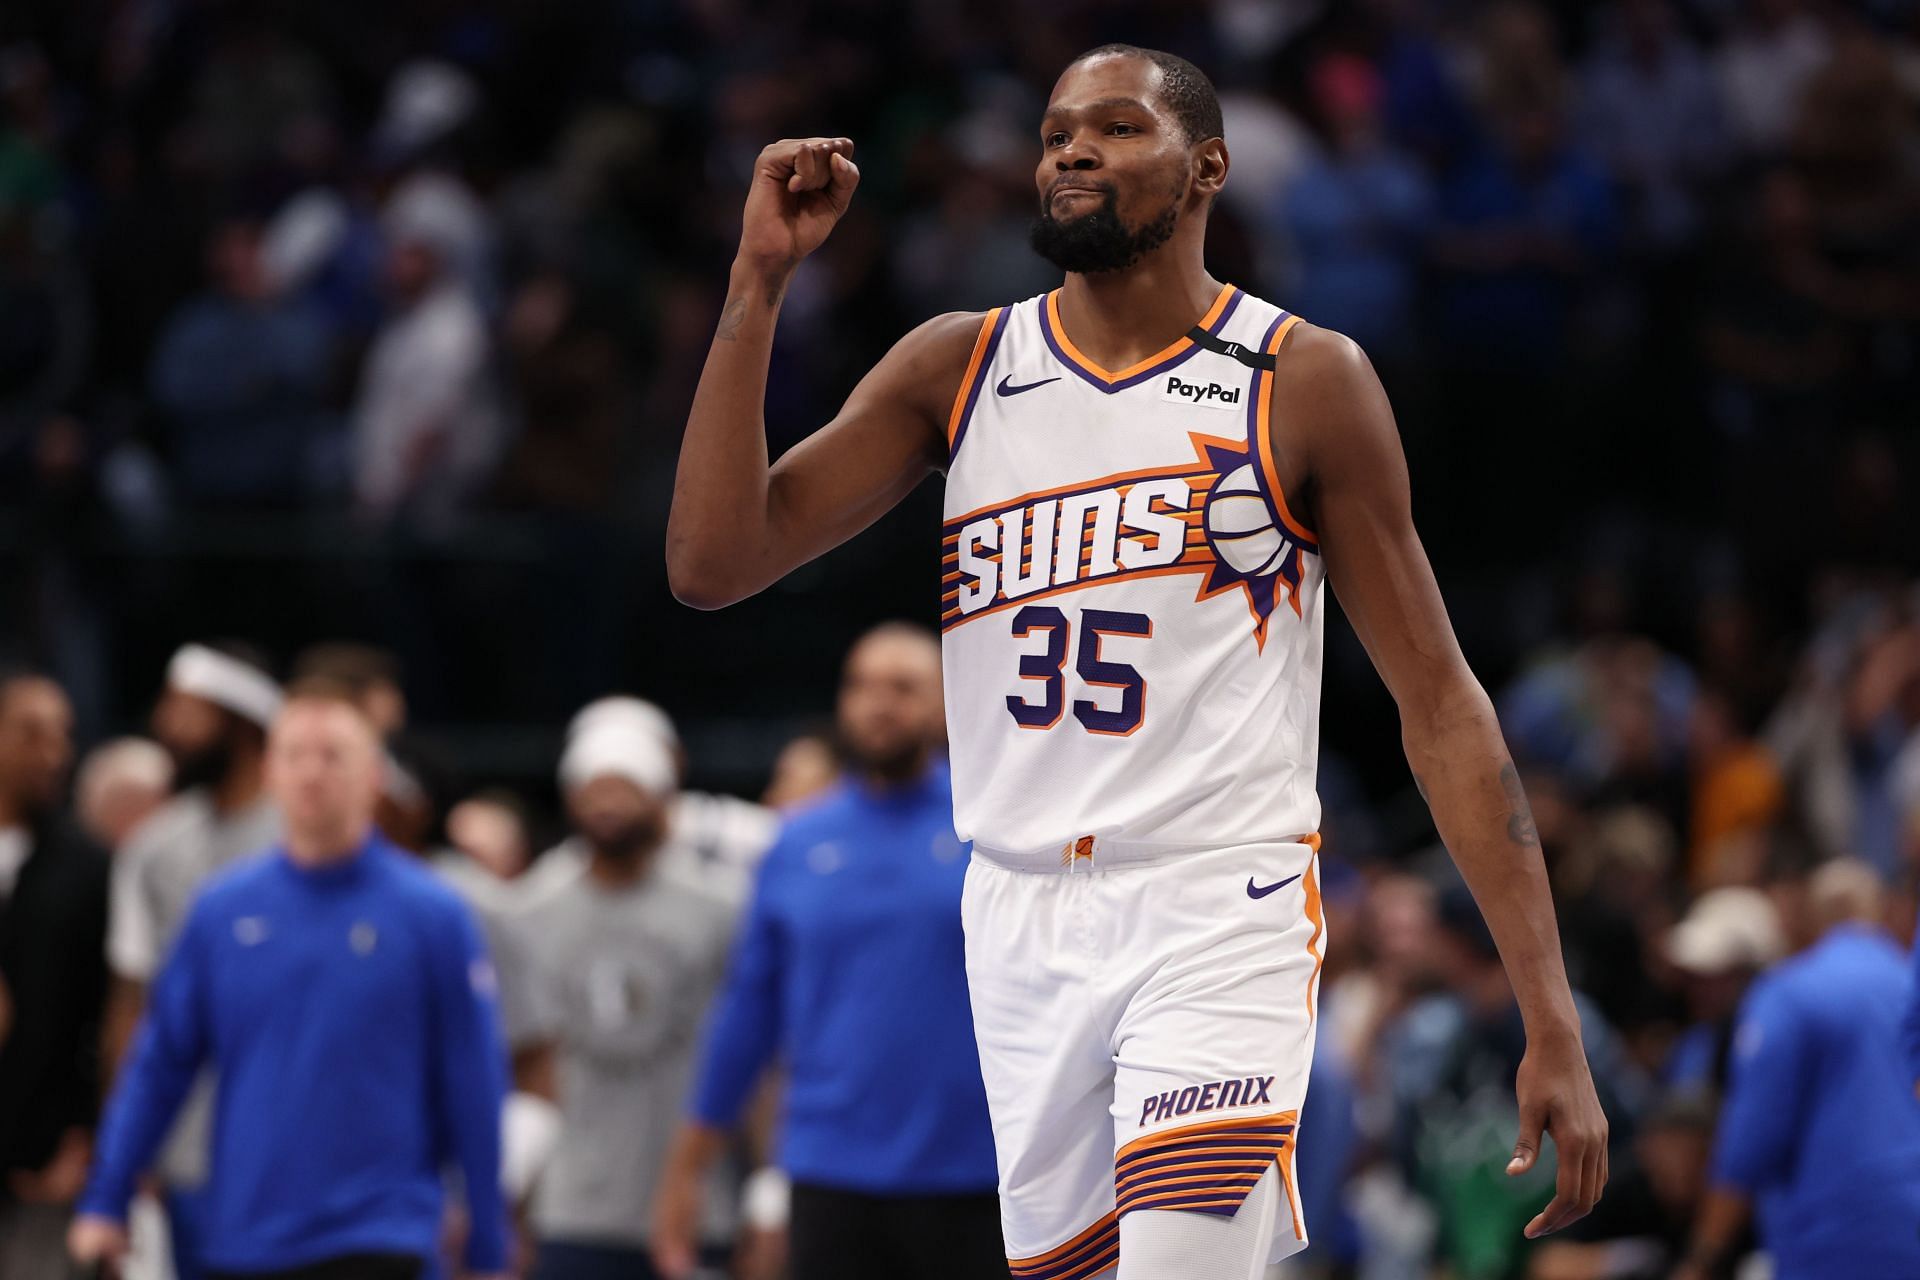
[72,682,510,1280]
[653,624,1001,1280]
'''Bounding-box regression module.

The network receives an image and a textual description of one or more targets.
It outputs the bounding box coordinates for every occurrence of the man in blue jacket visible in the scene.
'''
[70,680,510,1280]
[1679,858,1920,1280]
[651,623,1004,1280]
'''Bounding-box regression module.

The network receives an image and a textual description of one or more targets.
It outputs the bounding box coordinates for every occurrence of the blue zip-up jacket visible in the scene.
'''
[689,762,997,1193]
[1712,925,1920,1280]
[80,836,509,1272]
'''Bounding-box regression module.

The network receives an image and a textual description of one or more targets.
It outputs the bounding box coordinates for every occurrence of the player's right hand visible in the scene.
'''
[738,137,860,275]
[68,1214,129,1268]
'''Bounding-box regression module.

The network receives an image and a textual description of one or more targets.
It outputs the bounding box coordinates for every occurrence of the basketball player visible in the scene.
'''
[668,44,1607,1280]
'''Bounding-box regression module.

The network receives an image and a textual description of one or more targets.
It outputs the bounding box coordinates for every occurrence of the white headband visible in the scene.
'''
[559,718,676,798]
[167,644,282,729]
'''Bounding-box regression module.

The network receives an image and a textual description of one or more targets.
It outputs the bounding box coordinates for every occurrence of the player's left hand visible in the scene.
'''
[1508,1033,1608,1238]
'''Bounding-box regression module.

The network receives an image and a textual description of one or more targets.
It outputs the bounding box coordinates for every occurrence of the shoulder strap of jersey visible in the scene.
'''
[946,307,1012,464]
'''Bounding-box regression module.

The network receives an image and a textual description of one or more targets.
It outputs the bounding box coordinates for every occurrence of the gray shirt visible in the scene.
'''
[106,788,280,1187]
[520,863,737,1246]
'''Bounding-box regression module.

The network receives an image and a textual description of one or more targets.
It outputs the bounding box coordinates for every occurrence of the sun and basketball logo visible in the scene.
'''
[940,432,1317,649]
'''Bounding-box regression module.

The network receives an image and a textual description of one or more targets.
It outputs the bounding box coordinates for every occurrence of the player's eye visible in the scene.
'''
[1045,131,1070,148]
[1109,122,1139,136]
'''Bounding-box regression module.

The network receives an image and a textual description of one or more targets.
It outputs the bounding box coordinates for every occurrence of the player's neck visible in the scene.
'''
[1058,253,1221,372]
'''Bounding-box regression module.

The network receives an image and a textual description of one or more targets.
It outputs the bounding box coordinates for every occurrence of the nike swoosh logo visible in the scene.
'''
[1247,874,1302,899]
[996,374,1061,397]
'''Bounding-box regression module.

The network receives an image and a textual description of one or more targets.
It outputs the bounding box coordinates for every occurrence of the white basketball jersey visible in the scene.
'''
[941,283,1325,860]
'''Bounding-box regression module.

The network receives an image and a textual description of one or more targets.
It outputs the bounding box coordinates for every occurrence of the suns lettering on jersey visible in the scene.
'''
[941,432,1317,649]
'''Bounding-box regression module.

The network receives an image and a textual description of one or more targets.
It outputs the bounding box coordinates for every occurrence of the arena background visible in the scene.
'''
[2,0,1919,1277]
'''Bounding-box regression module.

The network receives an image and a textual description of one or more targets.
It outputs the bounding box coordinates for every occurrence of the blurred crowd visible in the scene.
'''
[0,0,1915,753]
[2,0,1920,1278]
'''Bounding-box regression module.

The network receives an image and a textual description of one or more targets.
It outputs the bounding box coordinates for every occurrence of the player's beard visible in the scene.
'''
[1029,181,1181,274]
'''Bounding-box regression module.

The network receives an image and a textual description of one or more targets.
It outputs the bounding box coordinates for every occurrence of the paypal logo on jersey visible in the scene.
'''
[1160,375,1240,409]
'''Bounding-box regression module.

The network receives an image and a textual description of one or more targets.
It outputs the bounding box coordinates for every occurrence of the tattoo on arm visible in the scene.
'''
[715,297,748,342]
[714,261,796,341]
[1499,761,1539,847]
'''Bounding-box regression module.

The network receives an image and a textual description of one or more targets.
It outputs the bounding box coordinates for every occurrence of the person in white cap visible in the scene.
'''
[534,697,777,910]
[102,641,283,1280]
[1661,886,1783,1094]
[513,721,738,1280]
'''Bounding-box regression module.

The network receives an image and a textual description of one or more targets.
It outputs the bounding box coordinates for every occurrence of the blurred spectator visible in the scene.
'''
[1377,886,1642,1280]
[655,624,1000,1280]
[445,790,534,884]
[0,45,87,433]
[518,712,737,1280]
[760,730,839,811]
[147,216,338,505]
[1715,0,1830,156]
[73,737,172,851]
[1680,859,1920,1280]
[1280,54,1433,359]
[494,270,628,516]
[0,670,108,1280]
[525,698,777,911]
[105,642,282,1280]
[1430,50,1617,370]
[1576,0,1726,254]
[1684,691,1783,887]
[1765,607,1920,872]
[72,685,510,1280]
[1501,635,1696,804]
[292,642,408,737]
[1659,886,1783,1092]
[1553,805,1680,1044]
[351,198,505,525]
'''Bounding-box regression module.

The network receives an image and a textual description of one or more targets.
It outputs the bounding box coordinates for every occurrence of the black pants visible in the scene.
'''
[206,1254,422,1280]
[789,1183,1009,1280]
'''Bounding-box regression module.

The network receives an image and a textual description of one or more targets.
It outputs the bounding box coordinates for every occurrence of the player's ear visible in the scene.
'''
[1192,138,1228,201]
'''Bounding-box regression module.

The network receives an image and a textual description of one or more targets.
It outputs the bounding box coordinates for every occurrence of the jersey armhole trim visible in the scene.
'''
[947,307,1010,463]
[1251,312,1318,548]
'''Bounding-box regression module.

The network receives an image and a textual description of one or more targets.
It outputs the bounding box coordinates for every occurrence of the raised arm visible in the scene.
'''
[1275,325,1608,1237]
[667,136,978,609]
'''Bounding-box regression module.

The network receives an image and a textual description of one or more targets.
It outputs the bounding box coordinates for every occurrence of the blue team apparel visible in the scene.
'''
[1711,924,1920,1280]
[1901,941,1920,1089]
[689,762,998,1193]
[80,836,510,1274]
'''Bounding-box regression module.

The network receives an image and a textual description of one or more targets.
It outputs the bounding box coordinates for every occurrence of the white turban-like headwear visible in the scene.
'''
[166,644,282,729]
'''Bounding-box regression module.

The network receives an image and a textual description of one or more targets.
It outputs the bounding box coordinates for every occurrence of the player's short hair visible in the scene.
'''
[1074,43,1224,146]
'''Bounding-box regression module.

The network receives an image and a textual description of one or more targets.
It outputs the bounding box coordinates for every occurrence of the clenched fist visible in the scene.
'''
[738,137,860,277]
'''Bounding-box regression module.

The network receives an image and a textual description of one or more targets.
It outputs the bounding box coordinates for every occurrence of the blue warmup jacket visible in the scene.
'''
[80,836,509,1273]
[1712,925,1920,1280]
[689,762,998,1194]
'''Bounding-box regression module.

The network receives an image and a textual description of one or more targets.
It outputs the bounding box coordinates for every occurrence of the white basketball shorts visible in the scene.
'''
[960,837,1326,1280]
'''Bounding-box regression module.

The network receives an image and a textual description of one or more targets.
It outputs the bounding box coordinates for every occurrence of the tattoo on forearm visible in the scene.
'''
[1499,762,1539,847]
[715,296,748,341]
